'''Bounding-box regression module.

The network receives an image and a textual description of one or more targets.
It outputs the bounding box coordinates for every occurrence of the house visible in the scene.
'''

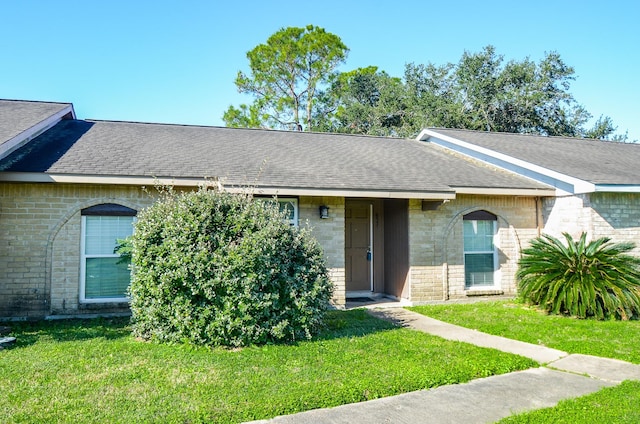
[1,99,639,319]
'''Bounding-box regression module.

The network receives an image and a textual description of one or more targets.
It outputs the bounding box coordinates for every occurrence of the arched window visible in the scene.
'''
[80,204,136,302]
[463,210,497,288]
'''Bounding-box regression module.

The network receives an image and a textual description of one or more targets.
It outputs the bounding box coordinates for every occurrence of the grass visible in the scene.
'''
[497,380,640,423]
[409,301,640,364]
[410,300,640,423]
[0,309,536,423]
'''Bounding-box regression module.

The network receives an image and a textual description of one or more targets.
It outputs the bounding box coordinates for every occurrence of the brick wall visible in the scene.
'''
[299,196,346,307]
[590,193,640,255]
[544,192,640,256]
[408,195,539,303]
[0,184,348,318]
[0,183,150,318]
[541,194,592,239]
[8,182,636,318]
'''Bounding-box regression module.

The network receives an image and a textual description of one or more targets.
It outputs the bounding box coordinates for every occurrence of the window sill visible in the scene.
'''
[465,289,504,297]
[79,301,130,310]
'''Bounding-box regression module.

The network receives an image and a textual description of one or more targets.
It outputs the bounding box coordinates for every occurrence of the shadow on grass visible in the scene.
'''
[5,317,131,349]
[3,310,398,351]
[314,309,400,342]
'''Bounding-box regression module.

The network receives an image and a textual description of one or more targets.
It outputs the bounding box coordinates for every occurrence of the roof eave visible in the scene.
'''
[594,184,640,193]
[452,186,557,197]
[0,172,457,200]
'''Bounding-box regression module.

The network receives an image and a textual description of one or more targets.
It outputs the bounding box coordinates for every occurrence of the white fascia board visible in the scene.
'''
[0,172,457,200]
[0,104,76,160]
[0,173,208,186]
[594,185,640,193]
[452,186,557,196]
[417,129,595,195]
[230,186,457,199]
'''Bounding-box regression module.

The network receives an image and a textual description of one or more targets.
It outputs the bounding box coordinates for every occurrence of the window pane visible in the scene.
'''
[85,216,134,255]
[278,200,295,221]
[465,253,494,286]
[85,257,130,298]
[464,220,494,252]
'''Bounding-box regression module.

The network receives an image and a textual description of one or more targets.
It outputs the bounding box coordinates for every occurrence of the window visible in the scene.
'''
[80,204,136,302]
[257,197,298,227]
[463,210,497,288]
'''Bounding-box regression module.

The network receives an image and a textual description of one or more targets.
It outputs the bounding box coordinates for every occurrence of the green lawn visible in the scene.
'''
[409,301,640,364]
[0,309,536,423]
[410,301,640,423]
[497,380,640,423]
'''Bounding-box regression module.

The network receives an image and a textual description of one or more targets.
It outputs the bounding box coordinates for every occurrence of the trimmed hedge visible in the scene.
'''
[129,188,333,347]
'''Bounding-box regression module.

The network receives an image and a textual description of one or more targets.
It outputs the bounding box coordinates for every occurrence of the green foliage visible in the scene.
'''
[224,25,348,131]
[128,187,333,347]
[517,233,640,320]
[314,66,413,137]
[1,311,536,423]
[320,45,627,140]
[224,30,629,140]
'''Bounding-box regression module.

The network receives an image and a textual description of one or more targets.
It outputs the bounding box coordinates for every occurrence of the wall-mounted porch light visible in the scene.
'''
[319,205,330,219]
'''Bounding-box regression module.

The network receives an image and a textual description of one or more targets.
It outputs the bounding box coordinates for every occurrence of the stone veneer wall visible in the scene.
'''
[408,194,540,303]
[0,183,348,318]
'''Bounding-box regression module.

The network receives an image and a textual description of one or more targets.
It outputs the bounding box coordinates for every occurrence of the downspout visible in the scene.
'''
[535,197,542,237]
[442,262,449,301]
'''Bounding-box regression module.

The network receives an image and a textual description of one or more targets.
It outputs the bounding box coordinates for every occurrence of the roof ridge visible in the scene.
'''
[0,99,73,107]
[84,119,411,141]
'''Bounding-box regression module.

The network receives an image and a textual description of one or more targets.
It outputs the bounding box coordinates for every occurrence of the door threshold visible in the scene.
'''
[346,291,380,300]
[345,293,411,309]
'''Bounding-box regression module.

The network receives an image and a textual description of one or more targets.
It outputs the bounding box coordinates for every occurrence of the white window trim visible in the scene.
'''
[278,198,299,227]
[256,197,299,227]
[80,215,131,304]
[463,219,499,289]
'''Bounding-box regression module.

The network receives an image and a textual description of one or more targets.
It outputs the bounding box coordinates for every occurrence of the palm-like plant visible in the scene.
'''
[517,232,640,320]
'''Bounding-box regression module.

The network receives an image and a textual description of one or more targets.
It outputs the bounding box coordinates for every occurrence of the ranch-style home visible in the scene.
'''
[1,99,640,319]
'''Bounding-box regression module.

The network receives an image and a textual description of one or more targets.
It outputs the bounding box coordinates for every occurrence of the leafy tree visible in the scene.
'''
[314,66,412,136]
[223,25,348,131]
[404,46,597,137]
[326,45,627,140]
[128,187,333,347]
[404,62,461,130]
[517,232,640,320]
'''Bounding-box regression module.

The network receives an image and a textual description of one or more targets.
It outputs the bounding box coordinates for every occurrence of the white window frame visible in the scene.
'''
[80,214,134,303]
[257,197,299,227]
[277,198,299,227]
[463,218,499,289]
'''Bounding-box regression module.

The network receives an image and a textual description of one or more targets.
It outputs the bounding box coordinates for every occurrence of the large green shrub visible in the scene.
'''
[129,188,333,347]
[517,232,640,320]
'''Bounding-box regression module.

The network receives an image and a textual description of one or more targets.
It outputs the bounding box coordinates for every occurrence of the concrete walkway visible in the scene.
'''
[250,308,640,424]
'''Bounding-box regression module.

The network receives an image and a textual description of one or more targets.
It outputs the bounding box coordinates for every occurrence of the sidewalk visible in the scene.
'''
[250,308,640,424]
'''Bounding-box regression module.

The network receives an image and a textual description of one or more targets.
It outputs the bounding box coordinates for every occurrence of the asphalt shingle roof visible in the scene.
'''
[431,128,640,185]
[0,100,72,148]
[0,119,551,194]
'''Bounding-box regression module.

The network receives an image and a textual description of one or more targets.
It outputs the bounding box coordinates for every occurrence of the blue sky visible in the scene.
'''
[2,1,638,140]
